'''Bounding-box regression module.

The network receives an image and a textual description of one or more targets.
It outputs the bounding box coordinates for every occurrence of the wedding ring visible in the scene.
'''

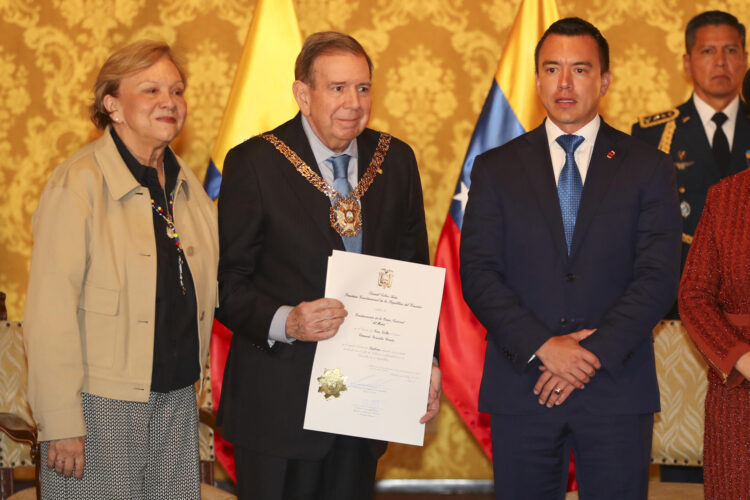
[553,387,562,394]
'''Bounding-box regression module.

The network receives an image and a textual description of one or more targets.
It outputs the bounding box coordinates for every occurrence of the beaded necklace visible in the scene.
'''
[151,193,187,295]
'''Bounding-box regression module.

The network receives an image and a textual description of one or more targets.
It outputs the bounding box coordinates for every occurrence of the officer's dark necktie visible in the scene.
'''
[556,134,585,254]
[328,154,362,253]
[711,111,730,178]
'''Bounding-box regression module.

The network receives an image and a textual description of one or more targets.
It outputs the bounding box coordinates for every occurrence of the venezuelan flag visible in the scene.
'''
[204,0,302,482]
[203,0,302,199]
[435,0,567,481]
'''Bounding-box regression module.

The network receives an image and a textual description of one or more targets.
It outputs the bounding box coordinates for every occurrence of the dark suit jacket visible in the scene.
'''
[215,114,429,460]
[460,119,681,417]
[631,98,750,274]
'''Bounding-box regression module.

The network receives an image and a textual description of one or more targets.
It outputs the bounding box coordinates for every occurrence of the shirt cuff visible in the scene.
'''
[268,305,295,347]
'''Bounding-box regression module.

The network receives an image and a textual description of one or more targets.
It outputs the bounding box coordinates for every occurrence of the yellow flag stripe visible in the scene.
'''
[210,0,303,172]
[495,0,560,132]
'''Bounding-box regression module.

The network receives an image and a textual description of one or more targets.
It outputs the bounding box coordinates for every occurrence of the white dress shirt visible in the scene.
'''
[692,93,739,150]
[544,114,601,186]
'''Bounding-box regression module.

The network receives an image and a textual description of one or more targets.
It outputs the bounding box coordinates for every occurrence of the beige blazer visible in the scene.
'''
[24,129,218,441]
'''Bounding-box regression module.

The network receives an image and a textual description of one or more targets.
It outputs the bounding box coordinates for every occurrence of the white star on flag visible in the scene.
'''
[453,181,470,213]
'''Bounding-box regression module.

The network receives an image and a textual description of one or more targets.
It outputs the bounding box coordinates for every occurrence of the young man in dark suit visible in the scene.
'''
[461,18,681,499]
[215,32,441,500]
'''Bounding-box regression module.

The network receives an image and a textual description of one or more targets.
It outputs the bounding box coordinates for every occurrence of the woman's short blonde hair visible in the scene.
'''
[89,40,186,130]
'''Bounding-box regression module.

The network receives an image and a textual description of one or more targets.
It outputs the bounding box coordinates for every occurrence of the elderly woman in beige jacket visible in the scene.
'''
[24,40,218,499]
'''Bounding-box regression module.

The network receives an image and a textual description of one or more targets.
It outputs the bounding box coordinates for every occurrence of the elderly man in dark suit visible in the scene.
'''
[215,31,441,500]
[461,18,681,500]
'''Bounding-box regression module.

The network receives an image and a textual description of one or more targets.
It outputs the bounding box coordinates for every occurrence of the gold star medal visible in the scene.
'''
[317,368,348,400]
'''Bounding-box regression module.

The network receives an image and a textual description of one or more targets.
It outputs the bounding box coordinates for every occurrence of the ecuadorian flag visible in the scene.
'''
[204,0,302,482]
[203,0,302,199]
[435,0,571,485]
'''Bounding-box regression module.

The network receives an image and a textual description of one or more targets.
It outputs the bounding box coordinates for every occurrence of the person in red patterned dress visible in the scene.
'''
[678,153,750,498]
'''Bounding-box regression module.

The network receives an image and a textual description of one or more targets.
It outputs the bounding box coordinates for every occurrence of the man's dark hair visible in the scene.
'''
[534,17,609,74]
[685,11,746,53]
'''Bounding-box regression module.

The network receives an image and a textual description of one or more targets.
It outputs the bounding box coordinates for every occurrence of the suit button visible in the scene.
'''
[186,246,195,256]
[679,187,686,194]
[559,318,568,325]
[566,273,576,282]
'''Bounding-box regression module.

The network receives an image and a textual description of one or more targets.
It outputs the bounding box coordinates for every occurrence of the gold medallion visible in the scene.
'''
[330,197,362,237]
[317,368,348,400]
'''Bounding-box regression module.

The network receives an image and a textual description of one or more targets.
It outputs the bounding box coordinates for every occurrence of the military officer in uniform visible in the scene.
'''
[632,9,750,484]
[632,11,749,318]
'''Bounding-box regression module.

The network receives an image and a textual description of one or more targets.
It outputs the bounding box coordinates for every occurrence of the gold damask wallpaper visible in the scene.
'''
[1,0,748,480]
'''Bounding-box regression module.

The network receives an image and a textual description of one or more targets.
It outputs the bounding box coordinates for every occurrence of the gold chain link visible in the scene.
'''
[261,132,391,202]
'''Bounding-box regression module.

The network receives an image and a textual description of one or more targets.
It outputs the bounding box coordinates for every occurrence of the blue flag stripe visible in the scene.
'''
[204,159,223,200]
[450,81,527,228]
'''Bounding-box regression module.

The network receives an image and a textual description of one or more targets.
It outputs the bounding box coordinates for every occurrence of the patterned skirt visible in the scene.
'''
[40,385,200,500]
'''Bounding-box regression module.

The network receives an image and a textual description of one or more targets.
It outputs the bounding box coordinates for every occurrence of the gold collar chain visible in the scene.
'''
[261,132,391,237]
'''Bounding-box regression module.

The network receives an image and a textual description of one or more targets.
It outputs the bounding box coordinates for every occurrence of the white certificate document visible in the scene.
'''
[303,250,445,446]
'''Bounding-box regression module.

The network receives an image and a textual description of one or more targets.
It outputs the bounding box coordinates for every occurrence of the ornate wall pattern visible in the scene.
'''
[1,0,747,480]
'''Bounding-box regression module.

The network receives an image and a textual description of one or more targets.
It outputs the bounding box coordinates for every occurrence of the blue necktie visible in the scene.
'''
[328,154,362,253]
[556,134,585,254]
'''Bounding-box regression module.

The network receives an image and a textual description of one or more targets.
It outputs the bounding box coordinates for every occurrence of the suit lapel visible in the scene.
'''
[275,115,345,251]
[357,131,379,255]
[521,125,568,259]
[569,121,623,260]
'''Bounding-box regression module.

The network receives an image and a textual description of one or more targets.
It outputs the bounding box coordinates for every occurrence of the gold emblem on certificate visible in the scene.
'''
[378,268,393,289]
[330,197,362,237]
[317,368,348,400]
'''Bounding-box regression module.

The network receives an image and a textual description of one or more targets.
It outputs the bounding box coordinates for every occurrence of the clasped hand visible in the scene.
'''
[533,329,600,407]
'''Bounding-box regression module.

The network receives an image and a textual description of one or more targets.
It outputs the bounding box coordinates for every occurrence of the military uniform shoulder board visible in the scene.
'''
[635,108,680,154]
[637,108,680,128]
